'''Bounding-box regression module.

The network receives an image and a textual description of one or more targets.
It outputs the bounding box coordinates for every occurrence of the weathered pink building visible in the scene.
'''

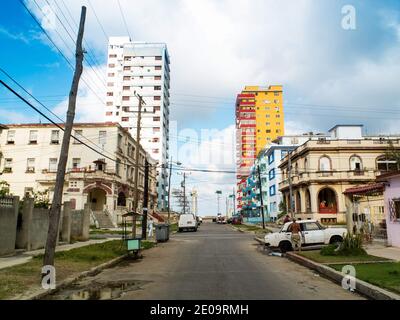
[378,172,400,248]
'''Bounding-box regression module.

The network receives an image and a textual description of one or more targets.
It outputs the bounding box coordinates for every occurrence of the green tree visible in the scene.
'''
[0,181,10,197]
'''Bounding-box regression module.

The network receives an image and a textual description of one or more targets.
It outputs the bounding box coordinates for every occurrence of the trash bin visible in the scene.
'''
[155,224,169,242]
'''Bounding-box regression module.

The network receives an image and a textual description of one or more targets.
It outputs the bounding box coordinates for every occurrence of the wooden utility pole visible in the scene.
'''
[167,157,173,223]
[43,6,86,268]
[257,165,266,229]
[133,94,145,236]
[141,159,149,239]
[182,173,186,214]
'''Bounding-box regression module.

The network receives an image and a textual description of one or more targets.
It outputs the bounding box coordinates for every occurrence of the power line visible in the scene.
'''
[117,0,132,40]
[86,0,109,40]
[18,0,107,105]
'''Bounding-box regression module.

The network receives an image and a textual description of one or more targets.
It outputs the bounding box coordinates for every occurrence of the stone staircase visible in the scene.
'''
[92,211,116,229]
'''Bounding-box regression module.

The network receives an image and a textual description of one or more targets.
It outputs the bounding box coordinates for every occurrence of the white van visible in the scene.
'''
[178,214,198,232]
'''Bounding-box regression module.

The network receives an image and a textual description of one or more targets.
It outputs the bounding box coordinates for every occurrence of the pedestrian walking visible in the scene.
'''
[289,219,302,252]
[148,217,154,238]
[283,215,291,223]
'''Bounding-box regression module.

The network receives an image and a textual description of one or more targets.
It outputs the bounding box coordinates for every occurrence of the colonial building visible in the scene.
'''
[279,125,400,224]
[0,122,158,225]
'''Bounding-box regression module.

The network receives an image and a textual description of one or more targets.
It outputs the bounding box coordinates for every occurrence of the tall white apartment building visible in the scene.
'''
[105,37,171,210]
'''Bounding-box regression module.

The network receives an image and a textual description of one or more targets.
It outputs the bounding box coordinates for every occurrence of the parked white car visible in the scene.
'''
[178,214,198,232]
[264,220,347,253]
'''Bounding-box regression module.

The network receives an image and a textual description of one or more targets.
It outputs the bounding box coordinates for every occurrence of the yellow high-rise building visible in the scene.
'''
[242,85,284,155]
[235,85,284,211]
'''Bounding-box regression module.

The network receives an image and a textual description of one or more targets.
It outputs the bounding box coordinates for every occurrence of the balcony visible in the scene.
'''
[279,169,378,190]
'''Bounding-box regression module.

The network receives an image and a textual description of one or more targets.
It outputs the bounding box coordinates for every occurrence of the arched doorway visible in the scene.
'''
[117,191,127,207]
[295,191,301,213]
[318,188,337,214]
[305,189,311,212]
[89,188,106,211]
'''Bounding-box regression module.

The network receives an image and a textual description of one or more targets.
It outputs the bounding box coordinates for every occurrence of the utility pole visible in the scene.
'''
[257,165,266,229]
[132,94,145,236]
[43,6,86,268]
[182,173,186,214]
[167,157,173,223]
[232,187,236,216]
[141,159,149,239]
[216,190,222,215]
[288,150,294,219]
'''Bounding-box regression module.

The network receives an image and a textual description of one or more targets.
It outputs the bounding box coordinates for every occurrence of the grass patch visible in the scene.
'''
[330,263,400,294]
[90,229,125,235]
[297,250,389,264]
[233,224,262,232]
[0,240,154,300]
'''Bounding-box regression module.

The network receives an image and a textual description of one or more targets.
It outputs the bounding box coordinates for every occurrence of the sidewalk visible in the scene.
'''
[365,243,400,261]
[0,238,118,270]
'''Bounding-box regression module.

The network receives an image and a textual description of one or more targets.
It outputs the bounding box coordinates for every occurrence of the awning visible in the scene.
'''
[343,183,385,196]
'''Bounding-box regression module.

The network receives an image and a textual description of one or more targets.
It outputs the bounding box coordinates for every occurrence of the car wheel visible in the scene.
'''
[330,236,343,246]
[279,241,293,253]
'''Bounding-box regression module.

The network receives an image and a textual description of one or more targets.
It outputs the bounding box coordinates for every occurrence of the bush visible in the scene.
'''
[320,233,367,257]
[320,244,338,256]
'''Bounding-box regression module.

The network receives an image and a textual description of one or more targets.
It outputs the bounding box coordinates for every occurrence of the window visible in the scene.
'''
[73,130,83,144]
[106,102,113,106]
[121,117,129,122]
[122,107,129,112]
[153,117,160,121]
[269,185,276,196]
[115,160,121,176]
[266,129,271,133]
[153,149,159,154]
[154,76,162,80]
[154,86,161,90]
[109,54,117,58]
[268,153,275,164]
[29,130,38,144]
[108,63,115,68]
[154,106,161,112]
[281,150,288,159]
[117,134,123,149]
[107,92,113,96]
[108,73,115,77]
[153,127,160,133]
[304,222,321,231]
[7,130,15,144]
[72,158,81,169]
[107,82,114,87]
[153,138,159,143]
[123,66,131,71]
[155,66,162,70]
[389,199,400,222]
[123,86,130,91]
[122,96,130,101]
[98,131,107,146]
[105,111,113,116]
[51,130,60,144]
[49,158,58,172]
[377,155,399,172]
[350,155,363,171]
[25,158,35,173]
[4,158,13,173]
[319,156,331,171]
[123,76,130,81]
[154,96,161,101]
[269,169,275,180]
[155,56,162,60]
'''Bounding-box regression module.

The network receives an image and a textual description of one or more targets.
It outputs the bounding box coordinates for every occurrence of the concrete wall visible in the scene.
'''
[30,208,49,250]
[384,177,400,248]
[70,204,90,241]
[0,196,19,256]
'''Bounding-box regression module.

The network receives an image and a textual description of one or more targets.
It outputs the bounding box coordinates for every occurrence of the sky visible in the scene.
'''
[1,0,400,215]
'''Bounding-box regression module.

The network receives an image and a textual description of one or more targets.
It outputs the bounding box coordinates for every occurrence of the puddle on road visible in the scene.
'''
[46,280,149,300]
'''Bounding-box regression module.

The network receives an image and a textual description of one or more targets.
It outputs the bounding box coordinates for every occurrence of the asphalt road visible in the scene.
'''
[50,223,364,300]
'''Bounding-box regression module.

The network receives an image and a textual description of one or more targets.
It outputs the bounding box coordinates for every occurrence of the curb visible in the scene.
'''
[14,254,129,300]
[286,252,400,300]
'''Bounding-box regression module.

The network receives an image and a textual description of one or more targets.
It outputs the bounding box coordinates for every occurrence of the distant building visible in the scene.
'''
[241,133,326,223]
[279,125,400,224]
[0,123,158,225]
[236,85,284,212]
[105,37,171,210]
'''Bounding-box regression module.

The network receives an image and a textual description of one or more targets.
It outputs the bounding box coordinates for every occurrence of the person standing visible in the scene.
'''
[283,215,291,223]
[289,219,302,252]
